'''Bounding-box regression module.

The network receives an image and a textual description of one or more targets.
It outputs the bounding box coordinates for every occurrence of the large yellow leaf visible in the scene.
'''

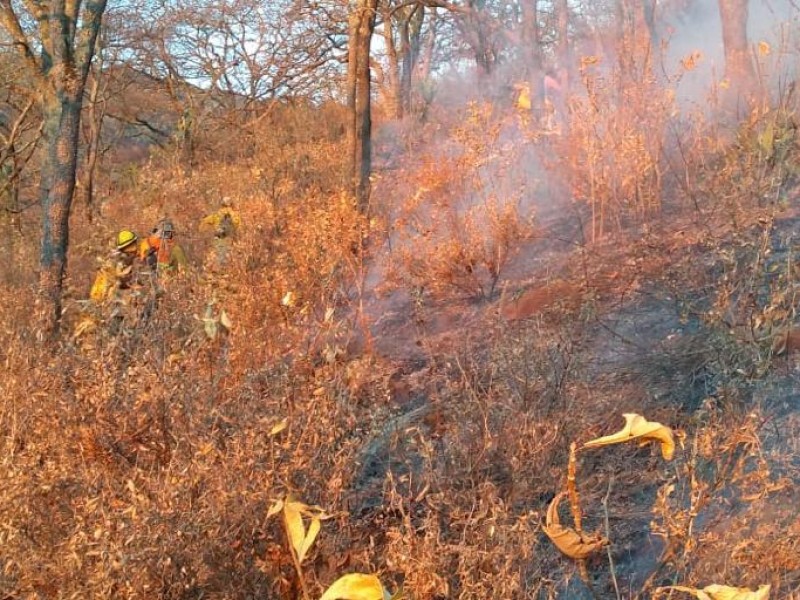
[702,585,770,600]
[662,584,770,600]
[582,413,675,460]
[283,497,307,561]
[542,492,607,559]
[319,573,390,600]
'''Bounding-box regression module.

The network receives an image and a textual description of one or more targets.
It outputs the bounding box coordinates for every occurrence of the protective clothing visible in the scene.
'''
[90,262,117,302]
[140,219,187,271]
[200,203,241,269]
[200,205,241,239]
[90,244,139,303]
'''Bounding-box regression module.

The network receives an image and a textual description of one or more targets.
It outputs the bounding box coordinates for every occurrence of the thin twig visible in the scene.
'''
[284,518,311,600]
[602,476,621,600]
[567,443,591,584]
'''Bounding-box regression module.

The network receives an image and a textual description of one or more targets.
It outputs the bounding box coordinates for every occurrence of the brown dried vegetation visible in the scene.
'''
[3,42,800,600]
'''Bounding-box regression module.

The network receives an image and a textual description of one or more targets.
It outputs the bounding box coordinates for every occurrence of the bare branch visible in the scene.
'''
[0,96,37,164]
[74,0,108,76]
[0,0,45,82]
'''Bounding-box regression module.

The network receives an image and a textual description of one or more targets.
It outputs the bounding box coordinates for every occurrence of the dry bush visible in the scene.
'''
[0,253,385,599]
[689,99,799,225]
[646,399,799,596]
[559,57,674,241]
[224,188,369,370]
[385,102,535,301]
[0,121,375,598]
[6,33,800,600]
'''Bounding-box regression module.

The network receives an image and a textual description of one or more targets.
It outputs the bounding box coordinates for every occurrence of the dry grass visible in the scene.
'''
[3,63,800,600]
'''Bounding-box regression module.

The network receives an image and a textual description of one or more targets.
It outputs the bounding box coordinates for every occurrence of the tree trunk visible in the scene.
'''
[355,0,377,212]
[348,0,377,212]
[382,4,403,119]
[415,9,438,120]
[1,0,108,336]
[399,6,423,116]
[642,0,658,49]
[38,90,83,334]
[555,0,569,93]
[82,68,105,223]
[718,0,755,94]
[521,0,542,98]
[347,7,360,192]
[417,9,437,83]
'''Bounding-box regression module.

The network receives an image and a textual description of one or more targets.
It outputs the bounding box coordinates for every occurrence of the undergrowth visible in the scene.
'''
[2,67,800,600]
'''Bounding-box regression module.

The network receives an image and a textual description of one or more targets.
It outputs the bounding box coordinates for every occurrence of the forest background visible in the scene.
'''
[2,0,800,598]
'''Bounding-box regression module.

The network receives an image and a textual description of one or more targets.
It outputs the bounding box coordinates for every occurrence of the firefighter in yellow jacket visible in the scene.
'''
[200,197,241,238]
[199,198,241,267]
[90,229,145,303]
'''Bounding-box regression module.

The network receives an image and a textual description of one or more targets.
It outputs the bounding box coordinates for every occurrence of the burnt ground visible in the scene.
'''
[350,198,800,597]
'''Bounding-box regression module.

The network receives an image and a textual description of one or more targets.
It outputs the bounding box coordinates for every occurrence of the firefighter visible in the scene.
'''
[200,197,241,239]
[77,229,152,337]
[90,229,144,303]
[140,218,188,272]
[199,198,241,267]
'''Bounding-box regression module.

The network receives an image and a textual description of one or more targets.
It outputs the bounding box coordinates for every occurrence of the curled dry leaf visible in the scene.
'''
[319,573,391,600]
[660,584,770,600]
[542,492,607,559]
[583,413,675,460]
[296,515,320,564]
[268,495,332,565]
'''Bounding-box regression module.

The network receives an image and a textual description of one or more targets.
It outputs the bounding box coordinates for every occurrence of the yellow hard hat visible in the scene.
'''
[116,229,138,250]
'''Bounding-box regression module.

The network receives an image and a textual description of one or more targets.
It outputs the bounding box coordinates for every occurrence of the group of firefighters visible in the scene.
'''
[88,198,241,309]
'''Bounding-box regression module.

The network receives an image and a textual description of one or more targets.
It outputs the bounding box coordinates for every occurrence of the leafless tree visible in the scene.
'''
[0,0,108,334]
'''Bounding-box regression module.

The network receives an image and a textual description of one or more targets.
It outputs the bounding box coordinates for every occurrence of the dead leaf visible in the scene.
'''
[283,497,307,561]
[297,517,320,564]
[269,418,288,436]
[542,492,607,559]
[73,316,97,338]
[266,498,284,518]
[319,573,390,600]
[204,318,218,340]
[660,584,770,600]
[583,413,676,460]
[271,496,331,565]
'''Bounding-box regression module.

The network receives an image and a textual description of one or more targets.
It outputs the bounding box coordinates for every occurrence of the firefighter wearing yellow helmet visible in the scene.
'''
[89,229,145,303]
